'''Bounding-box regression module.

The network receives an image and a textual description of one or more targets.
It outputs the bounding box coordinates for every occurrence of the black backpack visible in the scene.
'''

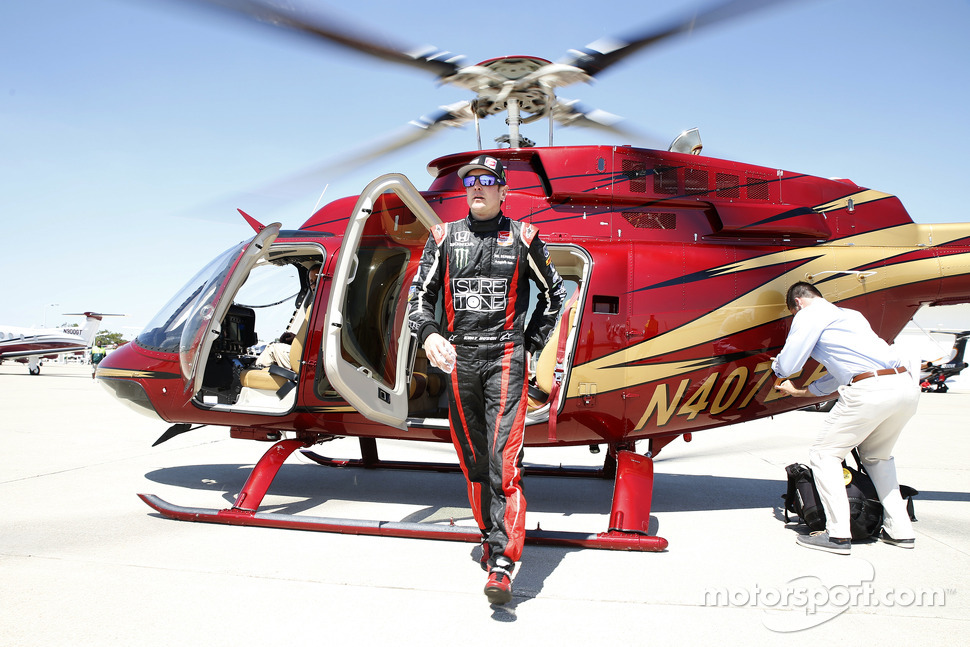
[783,462,826,532]
[782,449,917,541]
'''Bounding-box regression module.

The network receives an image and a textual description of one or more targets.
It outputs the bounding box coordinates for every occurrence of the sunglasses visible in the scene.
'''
[462,174,503,187]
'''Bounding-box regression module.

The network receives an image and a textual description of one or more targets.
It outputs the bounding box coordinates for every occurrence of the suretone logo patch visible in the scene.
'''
[452,278,508,312]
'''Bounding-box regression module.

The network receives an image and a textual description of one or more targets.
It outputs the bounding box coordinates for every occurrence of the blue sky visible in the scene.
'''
[2,0,969,334]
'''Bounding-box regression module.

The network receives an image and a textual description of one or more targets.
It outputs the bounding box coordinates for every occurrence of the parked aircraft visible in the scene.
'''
[0,313,120,374]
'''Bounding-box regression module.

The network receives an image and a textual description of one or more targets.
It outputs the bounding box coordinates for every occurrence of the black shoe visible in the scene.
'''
[878,529,915,549]
[796,531,851,555]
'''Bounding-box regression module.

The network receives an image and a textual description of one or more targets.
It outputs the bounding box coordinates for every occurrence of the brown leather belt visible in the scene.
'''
[851,366,907,383]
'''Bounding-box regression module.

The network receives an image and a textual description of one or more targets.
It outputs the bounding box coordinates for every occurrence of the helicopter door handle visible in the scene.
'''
[806,270,876,282]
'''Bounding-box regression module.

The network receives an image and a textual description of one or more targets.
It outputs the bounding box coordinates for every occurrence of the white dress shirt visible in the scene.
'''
[772,297,901,396]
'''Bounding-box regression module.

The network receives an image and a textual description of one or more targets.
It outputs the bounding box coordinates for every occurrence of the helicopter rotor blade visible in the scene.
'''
[560,0,794,77]
[318,101,476,174]
[180,0,464,78]
[551,99,663,148]
[174,101,476,223]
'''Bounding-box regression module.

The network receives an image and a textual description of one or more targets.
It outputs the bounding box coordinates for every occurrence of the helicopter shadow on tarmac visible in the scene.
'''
[139,447,970,526]
[142,458,785,611]
[140,455,968,617]
[141,459,787,519]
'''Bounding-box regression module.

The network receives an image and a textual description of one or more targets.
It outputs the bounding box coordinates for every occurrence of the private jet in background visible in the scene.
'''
[0,312,121,374]
[919,330,970,393]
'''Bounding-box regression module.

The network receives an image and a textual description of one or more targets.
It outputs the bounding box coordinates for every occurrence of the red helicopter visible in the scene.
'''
[96,0,970,552]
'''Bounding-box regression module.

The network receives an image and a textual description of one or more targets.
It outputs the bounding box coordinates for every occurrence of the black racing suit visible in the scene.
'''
[408,211,565,565]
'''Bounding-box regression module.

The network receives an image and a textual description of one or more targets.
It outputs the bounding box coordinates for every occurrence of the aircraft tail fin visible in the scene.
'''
[63,312,124,346]
[948,331,970,373]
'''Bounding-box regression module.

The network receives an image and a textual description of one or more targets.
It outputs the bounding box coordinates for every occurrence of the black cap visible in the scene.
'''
[457,154,506,184]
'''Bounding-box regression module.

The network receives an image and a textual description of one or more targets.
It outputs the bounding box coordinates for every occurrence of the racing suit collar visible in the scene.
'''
[466,211,507,233]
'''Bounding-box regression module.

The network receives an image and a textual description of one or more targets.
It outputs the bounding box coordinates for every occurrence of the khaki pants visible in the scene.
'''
[808,371,919,540]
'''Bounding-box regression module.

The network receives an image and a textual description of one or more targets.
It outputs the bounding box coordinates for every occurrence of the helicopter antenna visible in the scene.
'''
[311,184,330,215]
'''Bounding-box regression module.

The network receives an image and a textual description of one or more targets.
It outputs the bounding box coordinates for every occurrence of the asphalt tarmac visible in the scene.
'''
[1,363,967,645]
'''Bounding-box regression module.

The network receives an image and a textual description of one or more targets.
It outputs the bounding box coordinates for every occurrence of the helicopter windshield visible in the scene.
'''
[137,242,246,354]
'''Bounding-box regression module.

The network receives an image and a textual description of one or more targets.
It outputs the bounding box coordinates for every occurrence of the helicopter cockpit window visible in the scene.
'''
[137,242,245,353]
[232,260,302,344]
[145,235,319,410]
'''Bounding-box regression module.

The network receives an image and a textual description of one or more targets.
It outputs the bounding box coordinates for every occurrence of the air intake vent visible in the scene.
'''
[654,166,678,195]
[716,172,740,198]
[746,177,770,201]
[622,160,647,193]
[622,211,677,230]
[685,168,709,195]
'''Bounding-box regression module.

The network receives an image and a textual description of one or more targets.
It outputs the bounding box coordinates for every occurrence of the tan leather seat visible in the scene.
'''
[409,372,427,400]
[239,311,310,392]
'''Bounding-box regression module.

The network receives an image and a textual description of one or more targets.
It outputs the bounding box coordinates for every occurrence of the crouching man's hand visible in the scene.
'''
[774,378,811,398]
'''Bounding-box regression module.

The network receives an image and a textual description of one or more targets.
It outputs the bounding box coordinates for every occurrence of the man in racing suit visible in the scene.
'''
[408,154,565,605]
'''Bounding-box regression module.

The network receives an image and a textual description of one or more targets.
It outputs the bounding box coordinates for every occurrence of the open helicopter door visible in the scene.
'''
[179,223,281,396]
[324,174,442,430]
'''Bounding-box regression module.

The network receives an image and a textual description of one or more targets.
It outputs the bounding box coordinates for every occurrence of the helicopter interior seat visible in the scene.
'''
[528,294,579,411]
[237,307,311,399]
[408,369,445,400]
[404,342,449,417]
[409,372,426,399]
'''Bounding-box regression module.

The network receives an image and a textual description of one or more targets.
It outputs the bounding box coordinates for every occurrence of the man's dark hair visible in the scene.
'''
[786,281,823,311]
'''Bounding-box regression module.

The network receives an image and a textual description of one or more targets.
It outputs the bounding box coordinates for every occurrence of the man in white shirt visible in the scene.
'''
[773,281,918,554]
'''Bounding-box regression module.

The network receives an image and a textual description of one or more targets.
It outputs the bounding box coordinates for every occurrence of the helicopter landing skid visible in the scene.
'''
[138,438,668,552]
[300,437,615,479]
